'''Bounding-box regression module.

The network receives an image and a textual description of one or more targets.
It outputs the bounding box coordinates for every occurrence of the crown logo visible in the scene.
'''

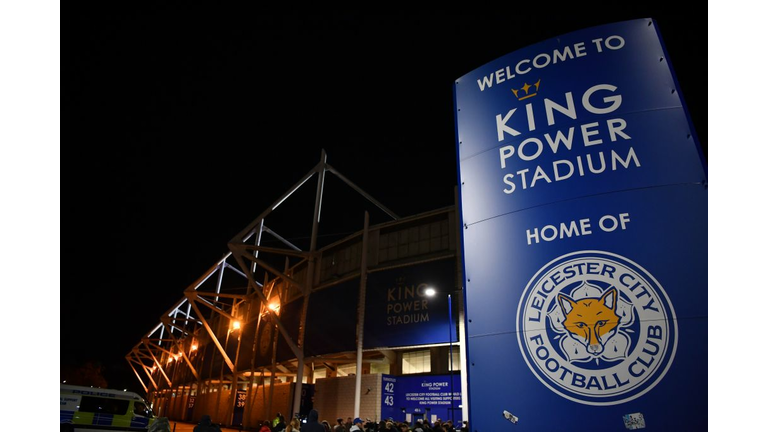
[511,79,541,101]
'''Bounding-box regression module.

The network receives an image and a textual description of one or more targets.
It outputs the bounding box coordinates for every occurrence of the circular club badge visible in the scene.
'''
[516,251,677,405]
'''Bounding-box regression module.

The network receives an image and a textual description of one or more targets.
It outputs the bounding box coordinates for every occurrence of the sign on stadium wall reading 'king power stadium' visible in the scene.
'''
[454,19,706,431]
[364,259,457,349]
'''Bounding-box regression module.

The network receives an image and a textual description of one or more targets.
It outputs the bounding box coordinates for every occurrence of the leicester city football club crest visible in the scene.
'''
[517,250,677,405]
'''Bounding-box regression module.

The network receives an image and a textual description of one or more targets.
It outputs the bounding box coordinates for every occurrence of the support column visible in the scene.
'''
[354,212,370,417]
[268,320,278,423]
[455,188,470,423]
[293,150,326,417]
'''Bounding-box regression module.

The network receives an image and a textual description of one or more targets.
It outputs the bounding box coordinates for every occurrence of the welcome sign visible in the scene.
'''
[454,19,706,430]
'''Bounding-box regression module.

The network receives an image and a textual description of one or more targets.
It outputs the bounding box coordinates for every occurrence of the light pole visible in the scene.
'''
[448,293,455,425]
[425,287,455,424]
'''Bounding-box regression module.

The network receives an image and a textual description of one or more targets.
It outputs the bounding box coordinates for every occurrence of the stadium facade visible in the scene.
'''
[126,152,467,428]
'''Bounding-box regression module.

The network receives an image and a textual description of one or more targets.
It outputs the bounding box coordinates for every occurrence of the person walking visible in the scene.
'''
[301,409,326,432]
[349,418,364,432]
[334,418,346,432]
[321,420,332,432]
[193,415,221,432]
[413,419,424,432]
[287,418,301,432]
[273,414,287,432]
[148,417,171,432]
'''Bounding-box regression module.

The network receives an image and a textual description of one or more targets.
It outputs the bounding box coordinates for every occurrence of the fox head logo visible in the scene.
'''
[557,287,620,356]
[518,252,677,405]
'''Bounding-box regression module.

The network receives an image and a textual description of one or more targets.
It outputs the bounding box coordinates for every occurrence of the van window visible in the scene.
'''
[79,396,129,415]
[134,402,152,417]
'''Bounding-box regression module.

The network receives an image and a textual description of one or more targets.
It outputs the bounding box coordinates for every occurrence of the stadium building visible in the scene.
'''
[126,152,467,428]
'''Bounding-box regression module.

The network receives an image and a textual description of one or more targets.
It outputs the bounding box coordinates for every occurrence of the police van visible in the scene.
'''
[60,384,156,431]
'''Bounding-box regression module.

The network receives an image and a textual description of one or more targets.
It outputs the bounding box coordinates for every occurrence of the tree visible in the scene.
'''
[62,361,108,388]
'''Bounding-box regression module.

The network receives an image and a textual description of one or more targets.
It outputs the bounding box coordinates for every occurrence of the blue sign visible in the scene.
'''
[364,259,457,348]
[232,389,247,426]
[380,375,462,424]
[381,375,398,422]
[454,19,706,431]
[306,278,359,357]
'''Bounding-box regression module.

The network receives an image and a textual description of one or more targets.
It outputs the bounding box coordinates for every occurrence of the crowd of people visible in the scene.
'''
[299,410,469,432]
[192,411,469,432]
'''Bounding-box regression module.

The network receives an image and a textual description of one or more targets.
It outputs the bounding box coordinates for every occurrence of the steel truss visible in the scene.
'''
[126,151,400,426]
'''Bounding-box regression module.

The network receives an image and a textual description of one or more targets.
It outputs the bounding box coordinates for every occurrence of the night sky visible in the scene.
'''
[63,11,707,393]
